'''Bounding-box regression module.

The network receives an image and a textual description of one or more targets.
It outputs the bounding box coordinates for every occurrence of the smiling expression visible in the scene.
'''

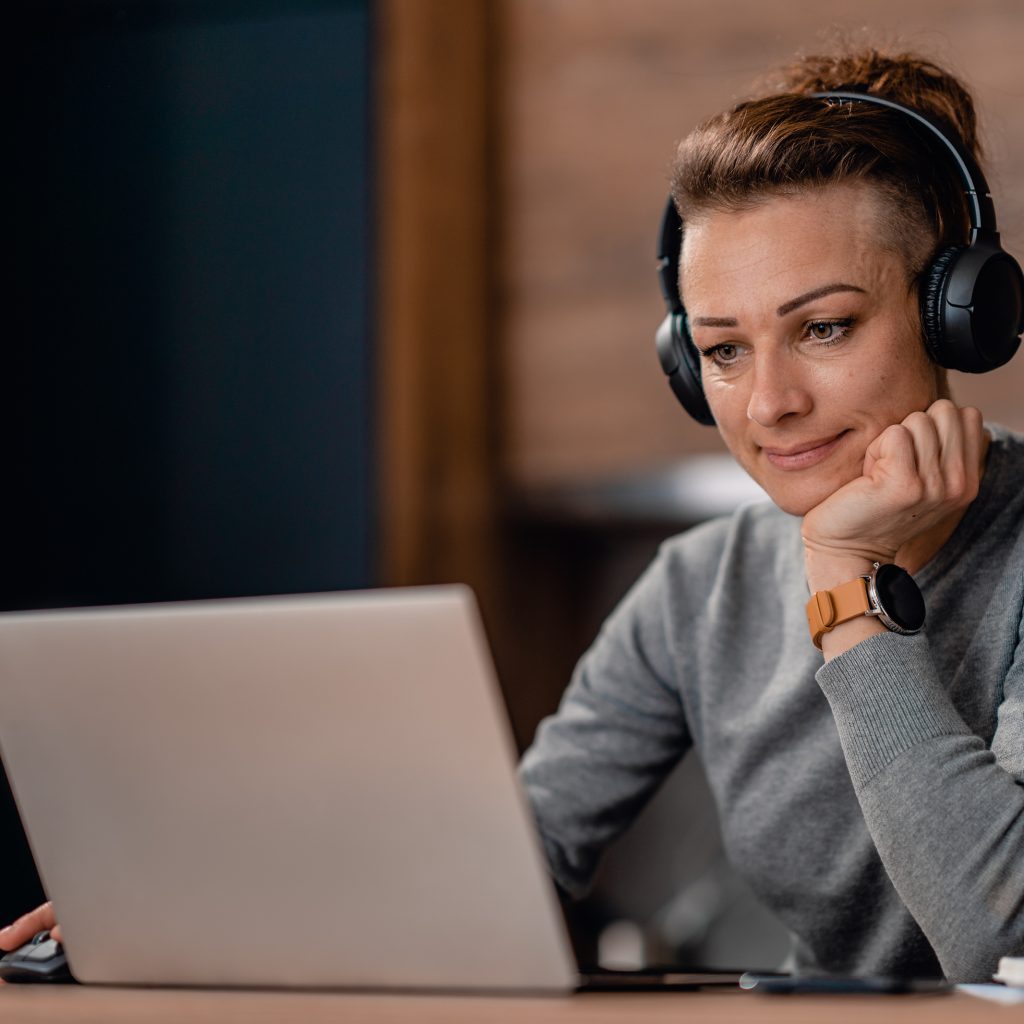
[681,182,944,517]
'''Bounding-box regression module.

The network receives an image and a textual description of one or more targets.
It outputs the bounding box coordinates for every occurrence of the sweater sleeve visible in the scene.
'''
[815,623,1024,982]
[518,546,692,898]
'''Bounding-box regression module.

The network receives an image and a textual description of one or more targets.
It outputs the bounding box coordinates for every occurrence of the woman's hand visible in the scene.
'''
[802,399,986,580]
[801,400,987,658]
[0,902,62,952]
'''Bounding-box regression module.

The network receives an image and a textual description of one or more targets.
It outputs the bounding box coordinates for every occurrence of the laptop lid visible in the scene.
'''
[0,587,577,991]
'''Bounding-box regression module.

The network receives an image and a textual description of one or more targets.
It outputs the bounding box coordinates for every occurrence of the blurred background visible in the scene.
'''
[8,0,1024,970]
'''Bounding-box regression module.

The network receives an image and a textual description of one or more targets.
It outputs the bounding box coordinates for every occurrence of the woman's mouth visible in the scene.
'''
[761,431,849,470]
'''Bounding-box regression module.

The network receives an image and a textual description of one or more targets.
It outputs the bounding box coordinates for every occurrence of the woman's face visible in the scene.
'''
[680,182,943,517]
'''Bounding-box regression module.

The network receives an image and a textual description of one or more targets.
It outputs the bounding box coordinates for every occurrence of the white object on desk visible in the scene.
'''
[958,984,1024,1005]
[994,955,1024,987]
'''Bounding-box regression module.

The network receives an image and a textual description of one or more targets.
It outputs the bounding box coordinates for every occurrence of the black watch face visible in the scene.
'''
[874,564,926,632]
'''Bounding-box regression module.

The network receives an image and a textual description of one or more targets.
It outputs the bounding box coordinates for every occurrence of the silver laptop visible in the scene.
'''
[0,587,584,990]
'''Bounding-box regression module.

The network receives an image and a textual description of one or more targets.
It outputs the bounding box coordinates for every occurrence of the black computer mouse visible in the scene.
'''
[0,929,74,983]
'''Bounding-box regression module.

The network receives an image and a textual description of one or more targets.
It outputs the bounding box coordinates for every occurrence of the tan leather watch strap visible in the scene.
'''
[806,576,872,650]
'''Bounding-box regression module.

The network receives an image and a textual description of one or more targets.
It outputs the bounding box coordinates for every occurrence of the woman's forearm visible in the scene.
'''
[817,631,1024,981]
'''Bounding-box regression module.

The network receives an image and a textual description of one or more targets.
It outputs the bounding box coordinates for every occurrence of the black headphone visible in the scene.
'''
[655,90,1024,426]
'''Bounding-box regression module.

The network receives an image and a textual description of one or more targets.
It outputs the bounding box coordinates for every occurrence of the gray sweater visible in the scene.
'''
[520,425,1024,983]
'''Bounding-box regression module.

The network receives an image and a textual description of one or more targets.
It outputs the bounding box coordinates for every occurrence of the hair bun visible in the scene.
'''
[769,48,980,159]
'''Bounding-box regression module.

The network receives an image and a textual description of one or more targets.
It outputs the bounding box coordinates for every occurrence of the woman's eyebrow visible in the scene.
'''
[776,283,866,317]
[690,316,738,327]
[690,283,867,327]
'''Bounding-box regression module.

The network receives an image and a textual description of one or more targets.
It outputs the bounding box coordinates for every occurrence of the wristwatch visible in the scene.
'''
[805,562,925,650]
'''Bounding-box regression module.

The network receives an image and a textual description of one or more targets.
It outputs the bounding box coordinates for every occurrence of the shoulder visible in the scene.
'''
[984,423,1024,503]
[983,423,1024,607]
[657,498,802,588]
[982,427,1024,777]
[976,423,1024,545]
[583,498,799,695]
[613,499,803,638]
[987,421,1024,450]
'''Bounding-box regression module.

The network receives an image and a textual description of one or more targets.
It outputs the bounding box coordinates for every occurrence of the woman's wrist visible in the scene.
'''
[803,547,892,659]
[818,613,887,660]
[803,545,888,596]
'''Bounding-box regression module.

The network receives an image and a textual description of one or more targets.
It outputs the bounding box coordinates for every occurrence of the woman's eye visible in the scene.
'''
[704,343,741,366]
[805,319,854,343]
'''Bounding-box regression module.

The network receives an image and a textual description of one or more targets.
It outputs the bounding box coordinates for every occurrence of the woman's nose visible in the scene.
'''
[745,353,812,427]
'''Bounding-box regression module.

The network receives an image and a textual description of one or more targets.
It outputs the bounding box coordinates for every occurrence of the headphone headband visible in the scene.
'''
[811,90,997,239]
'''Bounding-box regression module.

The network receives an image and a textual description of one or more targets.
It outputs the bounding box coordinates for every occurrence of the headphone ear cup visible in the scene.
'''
[919,245,963,366]
[655,194,716,426]
[667,313,714,425]
[920,243,1024,371]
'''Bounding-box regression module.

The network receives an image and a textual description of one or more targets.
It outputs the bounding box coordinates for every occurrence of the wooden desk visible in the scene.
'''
[0,986,1017,1023]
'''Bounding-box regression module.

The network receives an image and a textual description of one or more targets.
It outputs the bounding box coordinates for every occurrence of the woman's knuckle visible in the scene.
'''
[887,423,914,448]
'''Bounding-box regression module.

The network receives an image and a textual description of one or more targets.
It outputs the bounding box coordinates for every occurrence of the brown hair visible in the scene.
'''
[670,49,981,281]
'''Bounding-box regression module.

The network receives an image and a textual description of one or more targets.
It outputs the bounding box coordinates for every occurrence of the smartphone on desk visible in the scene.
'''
[739,972,952,995]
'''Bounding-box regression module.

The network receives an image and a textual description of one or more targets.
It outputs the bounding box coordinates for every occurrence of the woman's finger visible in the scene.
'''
[900,409,943,499]
[866,422,920,495]
[928,399,968,498]
[0,902,57,952]
[960,405,986,502]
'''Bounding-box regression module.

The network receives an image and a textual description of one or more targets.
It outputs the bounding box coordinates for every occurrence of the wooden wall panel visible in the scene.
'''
[498,0,1024,487]
[375,0,498,601]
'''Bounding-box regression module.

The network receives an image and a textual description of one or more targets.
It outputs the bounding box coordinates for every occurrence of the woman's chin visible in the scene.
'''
[759,476,848,519]
[768,493,819,518]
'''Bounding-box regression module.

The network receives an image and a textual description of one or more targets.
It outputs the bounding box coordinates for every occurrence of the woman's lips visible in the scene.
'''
[762,432,848,470]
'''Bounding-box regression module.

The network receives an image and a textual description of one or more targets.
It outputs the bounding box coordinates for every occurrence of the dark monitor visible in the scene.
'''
[7,0,373,920]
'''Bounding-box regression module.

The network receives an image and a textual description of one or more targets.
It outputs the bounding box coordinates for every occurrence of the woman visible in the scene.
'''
[518,49,1024,983]
[3,47,1022,985]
